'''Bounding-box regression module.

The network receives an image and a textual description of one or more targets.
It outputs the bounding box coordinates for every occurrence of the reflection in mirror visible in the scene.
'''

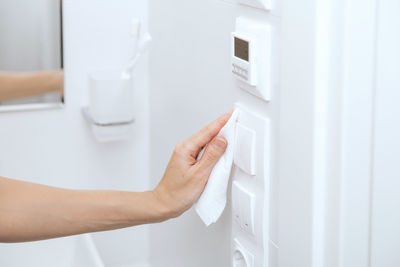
[0,0,64,107]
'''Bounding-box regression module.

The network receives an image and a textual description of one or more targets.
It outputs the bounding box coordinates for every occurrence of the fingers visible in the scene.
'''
[195,136,227,176]
[184,112,232,157]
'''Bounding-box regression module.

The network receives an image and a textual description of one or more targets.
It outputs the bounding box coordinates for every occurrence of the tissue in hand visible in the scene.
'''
[195,109,239,226]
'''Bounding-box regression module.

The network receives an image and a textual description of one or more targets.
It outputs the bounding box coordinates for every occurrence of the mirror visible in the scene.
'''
[0,0,64,109]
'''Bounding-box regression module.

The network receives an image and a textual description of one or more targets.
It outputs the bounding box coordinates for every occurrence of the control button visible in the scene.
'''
[232,181,256,235]
[232,182,241,224]
[241,187,255,234]
[234,123,257,175]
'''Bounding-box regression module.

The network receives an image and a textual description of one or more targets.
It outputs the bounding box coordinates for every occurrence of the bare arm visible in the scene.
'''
[0,178,164,242]
[0,113,231,243]
[0,71,63,102]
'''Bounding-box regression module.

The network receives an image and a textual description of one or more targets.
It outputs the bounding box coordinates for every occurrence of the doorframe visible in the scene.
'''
[337,0,378,266]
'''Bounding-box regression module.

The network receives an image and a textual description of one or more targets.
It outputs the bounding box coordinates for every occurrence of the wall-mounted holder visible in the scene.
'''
[82,70,135,143]
[82,107,135,143]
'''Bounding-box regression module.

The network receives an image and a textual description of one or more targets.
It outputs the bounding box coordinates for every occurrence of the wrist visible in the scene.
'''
[150,187,180,221]
[113,191,173,225]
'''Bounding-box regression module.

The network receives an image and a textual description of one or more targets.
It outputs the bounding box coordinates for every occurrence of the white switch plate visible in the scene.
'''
[234,103,270,185]
[232,180,256,235]
[241,184,256,234]
[234,122,257,175]
[231,103,271,267]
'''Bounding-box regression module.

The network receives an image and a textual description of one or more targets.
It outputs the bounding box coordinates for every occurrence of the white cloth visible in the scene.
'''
[195,109,239,226]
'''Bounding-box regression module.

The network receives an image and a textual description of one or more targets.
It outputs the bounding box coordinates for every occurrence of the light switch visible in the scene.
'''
[232,181,242,224]
[241,187,255,234]
[232,181,256,235]
[234,123,257,175]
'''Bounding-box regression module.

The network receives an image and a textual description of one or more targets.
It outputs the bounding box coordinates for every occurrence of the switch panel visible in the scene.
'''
[234,122,257,175]
[232,181,242,225]
[237,0,271,10]
[232,181,256,235]
[231,103,271,267]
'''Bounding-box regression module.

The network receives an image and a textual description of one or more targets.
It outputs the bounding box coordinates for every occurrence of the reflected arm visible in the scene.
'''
[0,71,63,102]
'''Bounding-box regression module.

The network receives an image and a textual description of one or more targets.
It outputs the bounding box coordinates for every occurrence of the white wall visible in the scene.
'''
[148,0,272,266]
[0,0,150,266]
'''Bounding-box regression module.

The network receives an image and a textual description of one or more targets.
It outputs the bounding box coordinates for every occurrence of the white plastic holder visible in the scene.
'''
[82,70,135,143]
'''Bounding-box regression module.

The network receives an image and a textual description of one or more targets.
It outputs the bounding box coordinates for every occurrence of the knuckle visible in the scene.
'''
[192,166,207,180]
[174,142,186,155]
[203,148,219,163]
[207,145,222,159]
[174,141,196,156]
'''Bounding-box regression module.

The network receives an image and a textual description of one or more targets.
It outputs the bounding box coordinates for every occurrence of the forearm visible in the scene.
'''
[0,71,63,101]
[0,113,231,243]
[0,177,167,243]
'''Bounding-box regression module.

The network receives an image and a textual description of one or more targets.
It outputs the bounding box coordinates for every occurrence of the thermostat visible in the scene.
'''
[232,17,272,101]
[232,33,256,86]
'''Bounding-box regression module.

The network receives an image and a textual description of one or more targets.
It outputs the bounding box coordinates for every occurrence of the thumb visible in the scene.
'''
[196,136,228,175]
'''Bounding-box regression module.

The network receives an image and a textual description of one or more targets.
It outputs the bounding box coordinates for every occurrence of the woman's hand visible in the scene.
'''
[152,112,232,219]
[0,113,231,243]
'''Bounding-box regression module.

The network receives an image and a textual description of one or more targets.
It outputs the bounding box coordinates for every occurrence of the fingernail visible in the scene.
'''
[214,137,227,150]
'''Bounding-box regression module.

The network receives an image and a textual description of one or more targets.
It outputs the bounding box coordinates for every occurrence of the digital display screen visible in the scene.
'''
[234,37,249,62]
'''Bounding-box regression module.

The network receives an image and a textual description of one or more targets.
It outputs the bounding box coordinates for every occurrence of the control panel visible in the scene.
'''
[232,33,256,86]
[232,17,272,101]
